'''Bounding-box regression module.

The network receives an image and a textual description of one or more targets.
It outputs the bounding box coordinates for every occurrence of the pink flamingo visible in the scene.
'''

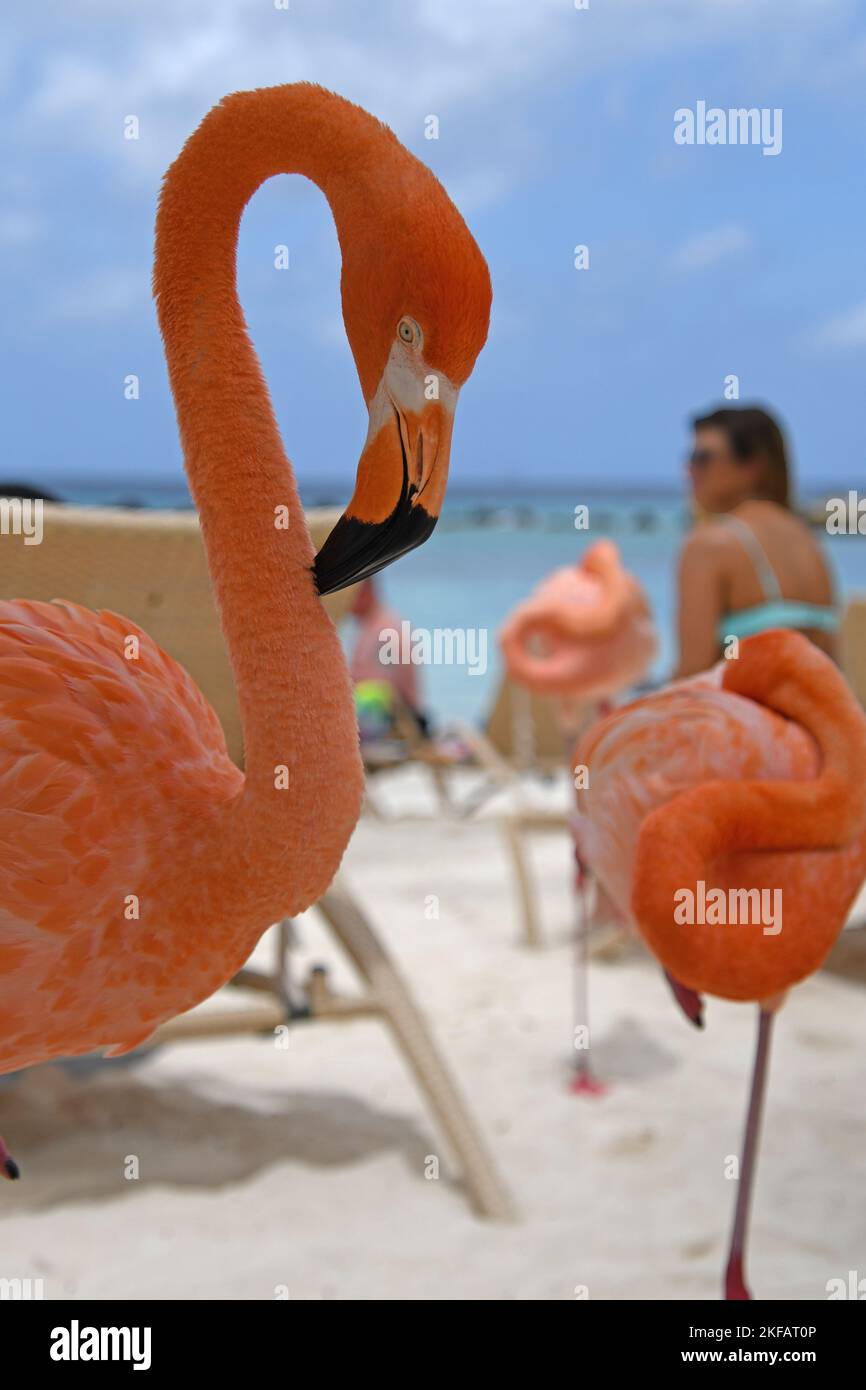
[574,629,866,1297]
[499,540,656,709]
[0,84,492,1175]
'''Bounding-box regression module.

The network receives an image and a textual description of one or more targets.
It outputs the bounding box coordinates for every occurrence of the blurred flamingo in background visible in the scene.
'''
[0,84,492,1175]
[499,540,658,1093]
[574,629,866,1297]
[499,540,657,716]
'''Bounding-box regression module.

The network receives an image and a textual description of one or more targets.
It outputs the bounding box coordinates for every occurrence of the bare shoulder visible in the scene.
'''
[737,499,828,560]
[736,499,810,540]
[679,519,738,568]
[735,500,834,597]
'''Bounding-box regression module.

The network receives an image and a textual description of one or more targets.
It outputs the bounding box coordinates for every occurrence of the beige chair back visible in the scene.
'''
[841,597,866,708]
[484,676,575,771]
[0,503,354,768]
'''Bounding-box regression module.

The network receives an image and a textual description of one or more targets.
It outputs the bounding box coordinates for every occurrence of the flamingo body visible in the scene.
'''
[575,631,866,1001]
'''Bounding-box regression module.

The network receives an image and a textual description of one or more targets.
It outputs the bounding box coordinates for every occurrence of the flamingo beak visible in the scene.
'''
[314,398,453,596]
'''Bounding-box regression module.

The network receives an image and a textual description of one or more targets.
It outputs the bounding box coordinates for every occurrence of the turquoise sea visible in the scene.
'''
[376,492,866,725]
[49,479,866,727]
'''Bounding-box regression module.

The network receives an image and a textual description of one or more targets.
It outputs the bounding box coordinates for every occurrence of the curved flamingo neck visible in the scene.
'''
[153,87,374,915]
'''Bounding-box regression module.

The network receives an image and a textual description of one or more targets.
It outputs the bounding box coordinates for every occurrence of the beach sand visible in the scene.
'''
[1,768,864,1301]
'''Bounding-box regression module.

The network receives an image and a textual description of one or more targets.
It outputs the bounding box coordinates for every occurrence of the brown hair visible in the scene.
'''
[692,405,791,508]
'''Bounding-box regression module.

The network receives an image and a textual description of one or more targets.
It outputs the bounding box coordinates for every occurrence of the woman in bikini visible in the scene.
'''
[676,405,837,678]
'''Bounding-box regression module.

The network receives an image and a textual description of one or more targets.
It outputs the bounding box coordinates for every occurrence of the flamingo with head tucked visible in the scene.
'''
[574,629,866,1297]
[0,84,491,1174]
[499,540,657,710]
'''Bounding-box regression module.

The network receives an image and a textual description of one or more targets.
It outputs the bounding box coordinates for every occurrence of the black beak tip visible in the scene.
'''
[313,501,437,597]
[4,1156,20,1180]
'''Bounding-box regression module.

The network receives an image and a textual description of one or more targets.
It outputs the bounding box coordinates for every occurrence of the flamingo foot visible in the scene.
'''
[0,1135,20,1180]
[724,1256,752,1301]
[568,1069,607,1098]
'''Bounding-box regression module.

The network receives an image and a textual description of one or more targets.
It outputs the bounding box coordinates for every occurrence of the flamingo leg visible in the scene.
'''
[569,852,605,1097]
[0,1134,19,1180]
[724,1007,773,1300]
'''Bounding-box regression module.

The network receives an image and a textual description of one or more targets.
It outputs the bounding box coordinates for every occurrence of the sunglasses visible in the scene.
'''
[688,447,722,469]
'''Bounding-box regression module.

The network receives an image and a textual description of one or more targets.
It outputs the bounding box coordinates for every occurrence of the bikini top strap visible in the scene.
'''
[715,513,783,601]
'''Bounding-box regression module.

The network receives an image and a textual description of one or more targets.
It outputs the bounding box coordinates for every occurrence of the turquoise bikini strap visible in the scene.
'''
[716,513,782,600]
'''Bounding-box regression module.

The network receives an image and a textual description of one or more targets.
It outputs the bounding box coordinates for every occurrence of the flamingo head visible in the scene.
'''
[313,147,492,595]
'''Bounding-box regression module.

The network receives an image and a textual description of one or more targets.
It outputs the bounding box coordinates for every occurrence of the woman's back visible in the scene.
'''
[716,500,835,654]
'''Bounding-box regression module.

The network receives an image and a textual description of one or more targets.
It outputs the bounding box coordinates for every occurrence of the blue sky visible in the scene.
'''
[3,0,865,498]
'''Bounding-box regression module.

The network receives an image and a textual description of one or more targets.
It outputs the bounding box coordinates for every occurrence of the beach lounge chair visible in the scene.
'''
[841,597,866,709]
[802,593,866,970]
[358,672,571,818]
[358,669,580,945]
[357,686,464,817]
[0,501,513,1220]
[454,675,579,948]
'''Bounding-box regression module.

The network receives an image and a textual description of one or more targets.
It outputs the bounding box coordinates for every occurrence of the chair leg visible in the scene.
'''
[315,880,516,1222]
[502,816,543,949]
[427,760,452,815]
[361,782,386,819]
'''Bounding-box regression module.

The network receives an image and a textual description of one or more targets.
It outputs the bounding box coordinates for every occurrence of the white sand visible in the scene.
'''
[2,767,864,1301]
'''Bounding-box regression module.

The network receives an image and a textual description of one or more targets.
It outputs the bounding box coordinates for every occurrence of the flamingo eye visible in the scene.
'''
[397,316,421,347]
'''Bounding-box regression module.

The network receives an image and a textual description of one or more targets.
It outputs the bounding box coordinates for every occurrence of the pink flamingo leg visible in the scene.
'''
[0,1135,19,1180]
[569,705,612,1099]
[568,850,606,1098]
[724,1008,774,1300]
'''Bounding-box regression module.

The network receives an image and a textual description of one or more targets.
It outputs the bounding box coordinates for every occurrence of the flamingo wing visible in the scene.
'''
[0,599,240,1071]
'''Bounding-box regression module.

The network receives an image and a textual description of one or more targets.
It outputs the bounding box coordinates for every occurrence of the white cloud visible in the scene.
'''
[669,223,753,273]
[810,299,866,351]
[2,0,864,331]
[15,0,568,188]
[5,0,860,202]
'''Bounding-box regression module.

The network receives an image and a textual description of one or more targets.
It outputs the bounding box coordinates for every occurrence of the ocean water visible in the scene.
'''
[357,491,866,726]
[50,479,866,727]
